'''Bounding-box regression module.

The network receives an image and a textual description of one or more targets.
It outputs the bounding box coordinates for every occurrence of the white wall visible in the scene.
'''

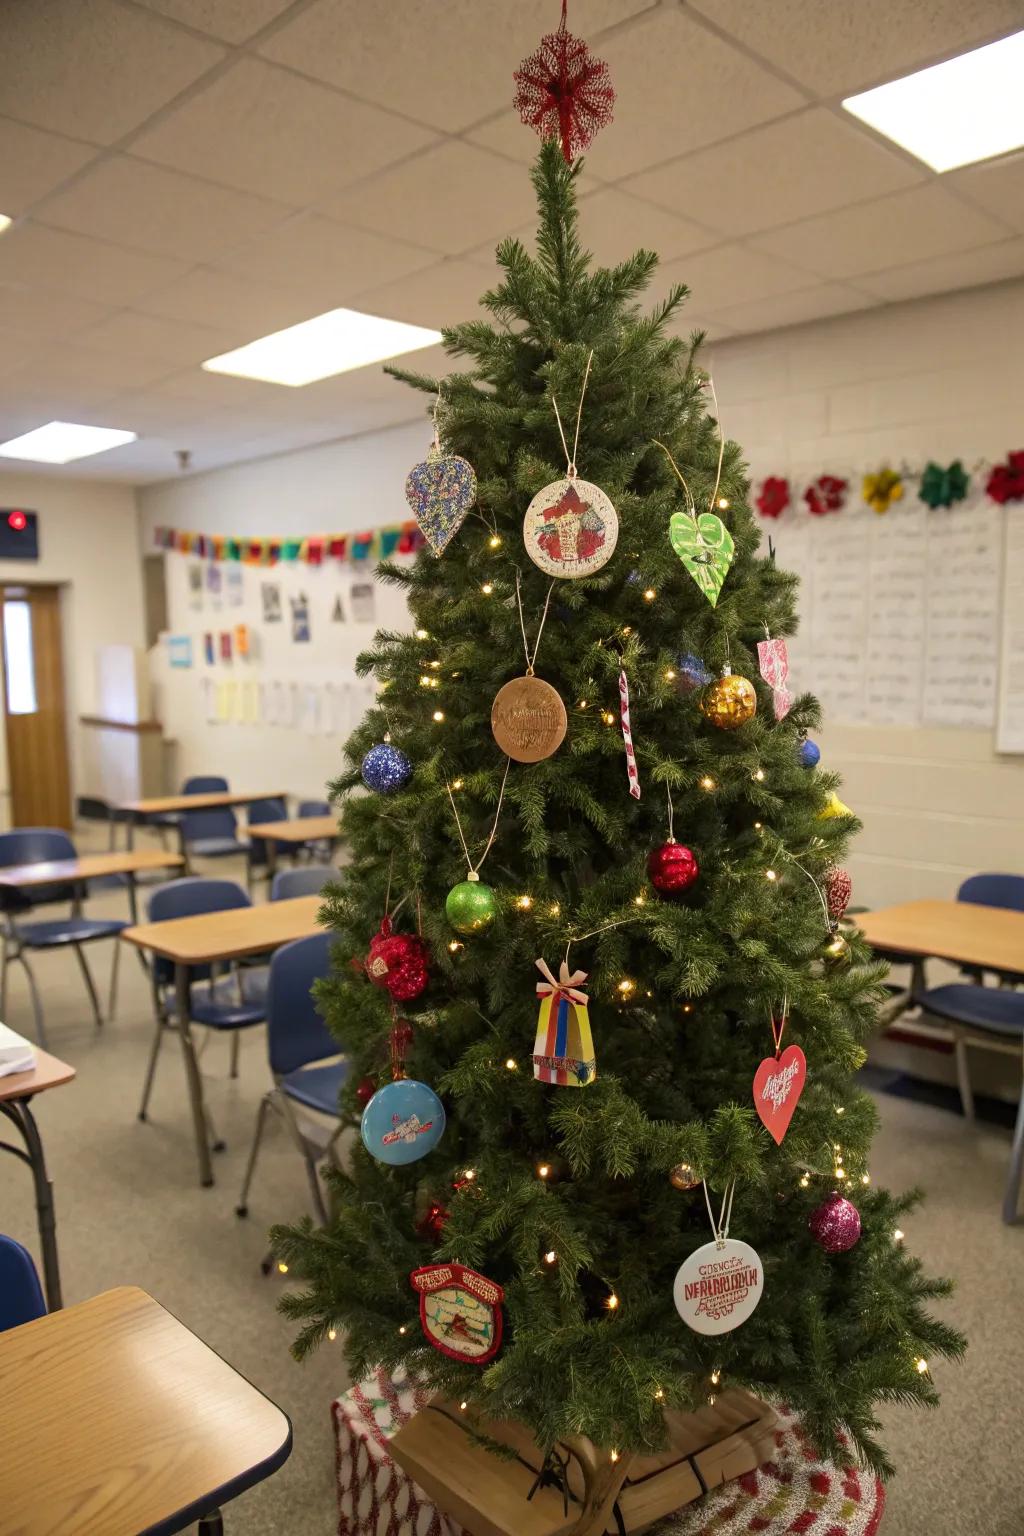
[0,472,146,825]
[138,278,1024,907]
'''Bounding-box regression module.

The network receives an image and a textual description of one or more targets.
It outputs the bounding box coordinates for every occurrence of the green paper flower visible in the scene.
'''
[919,459,969,509]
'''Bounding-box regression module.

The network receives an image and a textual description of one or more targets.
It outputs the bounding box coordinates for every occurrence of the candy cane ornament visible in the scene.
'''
[618,669,641,799]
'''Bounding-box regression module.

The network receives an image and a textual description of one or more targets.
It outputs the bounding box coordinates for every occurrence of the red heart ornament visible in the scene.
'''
[753,1044,807,1146]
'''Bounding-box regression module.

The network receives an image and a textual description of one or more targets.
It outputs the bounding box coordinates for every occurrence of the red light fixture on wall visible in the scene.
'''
[7,510,27,531]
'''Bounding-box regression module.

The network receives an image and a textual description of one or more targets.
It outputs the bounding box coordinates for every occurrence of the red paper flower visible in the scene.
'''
[986,451,1024,505]
[756,476,790,519]
[513,0,615,163]
[804,475,847,516]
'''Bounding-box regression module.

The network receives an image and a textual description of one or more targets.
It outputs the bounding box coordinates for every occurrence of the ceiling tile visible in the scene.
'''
[575,188,717,266]
[949,153,1024,234]
[470,8,805,179]
[0,223,190,305]
[0,328,48,373]
[630,109,923,238]
[11,343,177,396]
[0,283,113,340]
[652,242,814,314]
[0,0,224,145]
[211,211,435,301]
[710,281,874,334]
[686,0,1023,96]
[131,57,437,204]
[353,258,494,329]
[0,118,98,215]
[325,143,541,257]
[135,267,325,333]
[852,238,1024,301]
[132,0,297,44]
[750,184,1010,280]
[258,0,653,132]
[139,368,306,408]
[73,310,242,366]
[38,156,293,263]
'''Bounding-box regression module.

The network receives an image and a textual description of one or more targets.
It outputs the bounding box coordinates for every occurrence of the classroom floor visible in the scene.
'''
[3,849,1022,1536]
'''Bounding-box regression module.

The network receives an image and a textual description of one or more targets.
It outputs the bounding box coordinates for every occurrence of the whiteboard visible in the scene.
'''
[767,492,1001,732]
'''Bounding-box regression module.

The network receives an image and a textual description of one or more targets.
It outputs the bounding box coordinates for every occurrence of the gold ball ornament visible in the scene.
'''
[822,931,852,970]
[669,1162,700,1191]
[701,669,757,731]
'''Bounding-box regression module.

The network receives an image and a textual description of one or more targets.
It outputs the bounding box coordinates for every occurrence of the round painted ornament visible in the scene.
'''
[361,738,412,794]
[446,874,497,934]
[702,669,757,731]
[798,737,821,769]
[410,1262,504,1363]
[673,1237,764,1335]
[365,917,430,1001]
[491,674,567,763]
[523,476,618,579]
[648,840,699,895]
[361,1078,446,1165]
[808,1191,861,1253]
[405,447,477,557]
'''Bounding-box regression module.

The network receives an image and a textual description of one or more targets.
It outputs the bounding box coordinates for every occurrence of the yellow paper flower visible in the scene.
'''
[862,467,904,515]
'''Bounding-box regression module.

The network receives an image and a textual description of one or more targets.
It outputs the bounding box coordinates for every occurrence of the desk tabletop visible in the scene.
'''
[0,1047,75,1103]
[248,814,337,844]
[120,790,287,814]
[859,899,1024,972]
[0,1286,291,1536]
[121,893,322,964]
[0,848,184,888]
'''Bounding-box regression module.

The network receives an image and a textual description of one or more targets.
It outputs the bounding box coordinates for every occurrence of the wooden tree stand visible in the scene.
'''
[390,1388,778,1536]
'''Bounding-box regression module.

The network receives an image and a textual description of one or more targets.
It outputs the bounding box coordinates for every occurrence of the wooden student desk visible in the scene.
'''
[0,1286,292,1536]
[248,814,338,875]
[0,1048,75,1310]
[0,848,184,924]
[118,791,289,856]
[121,895,322,1187]
[858,899,1024,982]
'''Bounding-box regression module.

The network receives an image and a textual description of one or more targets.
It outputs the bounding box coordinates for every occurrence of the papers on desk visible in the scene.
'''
[0,1022,35,1078]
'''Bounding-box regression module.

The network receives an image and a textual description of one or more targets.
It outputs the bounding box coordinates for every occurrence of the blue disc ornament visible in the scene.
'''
[405,447,477,557]
[361,1079,446,1166]
[799,737,821,769]
[361,739,412,794]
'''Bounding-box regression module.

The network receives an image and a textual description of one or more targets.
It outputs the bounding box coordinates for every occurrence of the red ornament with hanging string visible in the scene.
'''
[513,0,615,164]
[365,916,430,1002]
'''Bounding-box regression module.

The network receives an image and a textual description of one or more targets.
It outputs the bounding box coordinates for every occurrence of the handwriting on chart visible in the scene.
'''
[996,514,1024,753]
[923,499,1000,728]
[810,522,869,722]
[867,509,925,725]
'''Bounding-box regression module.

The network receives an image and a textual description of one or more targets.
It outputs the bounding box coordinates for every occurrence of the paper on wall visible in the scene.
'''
[923,494,1000,728]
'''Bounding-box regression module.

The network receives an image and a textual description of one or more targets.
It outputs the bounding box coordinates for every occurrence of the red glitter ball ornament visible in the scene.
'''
[365,917,430,1002]
[824,865,852,921]
[416,1201,450,1242]
[355,1076,376,1107]
[513,0,615,163]
[648,840,699,895]
[808,1191,861,1253]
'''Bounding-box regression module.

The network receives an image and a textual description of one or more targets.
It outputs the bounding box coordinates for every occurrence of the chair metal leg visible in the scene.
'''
[1002,1051,1024,1224]
[230,1028,241,1079]
[73,944,103,1028]
[138,1018,167,1122]
[175,962,214,1187]
[16,952,49,1051]
[198,1510,224,1535]
[951,1026,975,1121]
[0,929,7,1019]
[236,1092,273,1217]
[108,934,122,1021]
[279,1095,328,1224]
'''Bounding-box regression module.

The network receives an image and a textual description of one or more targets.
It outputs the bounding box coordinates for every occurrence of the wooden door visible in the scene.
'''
[1,585,72,829]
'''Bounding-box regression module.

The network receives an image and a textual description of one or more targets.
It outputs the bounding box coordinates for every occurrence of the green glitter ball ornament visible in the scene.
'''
[445,874,497,934]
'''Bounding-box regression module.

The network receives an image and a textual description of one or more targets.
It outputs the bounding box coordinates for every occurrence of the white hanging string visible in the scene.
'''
[514,570,557,677]
[550,349,594,478]
[702,1178,737,1250]
[665,780,675,842]
[786,853,833,932]
[445,758,512,878]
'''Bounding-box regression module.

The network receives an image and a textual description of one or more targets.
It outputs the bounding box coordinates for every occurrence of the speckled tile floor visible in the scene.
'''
[3,844,1022,1535]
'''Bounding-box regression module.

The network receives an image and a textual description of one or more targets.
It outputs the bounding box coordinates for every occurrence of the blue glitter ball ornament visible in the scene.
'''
[799,737,821,769]
[676,652,713,693]
[405,448,477,556]
[361,1079,446,1166]
[361,740,412,794]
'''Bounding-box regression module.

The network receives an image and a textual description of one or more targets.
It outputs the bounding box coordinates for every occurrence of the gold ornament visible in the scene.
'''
[491,673,567,763]
[702,668,757,731]
[823,931,852,970]
[669,1162,700,1191]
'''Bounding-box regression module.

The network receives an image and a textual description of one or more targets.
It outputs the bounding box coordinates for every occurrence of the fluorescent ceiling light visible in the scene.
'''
[0,421,138,464]
[843,31,1024,172]
[0,214,11,235]
[201,306,442,386]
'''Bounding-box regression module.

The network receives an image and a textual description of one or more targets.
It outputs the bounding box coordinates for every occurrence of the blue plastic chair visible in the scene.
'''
[0,829,126,1047]
[298,798,334,861]
[271,865,334,901]
[236,931,346,1227]
[246,798,288,884]
[138,878,266,1130]
[0,1235,46,1331]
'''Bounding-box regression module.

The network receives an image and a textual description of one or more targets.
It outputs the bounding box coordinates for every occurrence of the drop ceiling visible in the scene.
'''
[0,0,1021,483]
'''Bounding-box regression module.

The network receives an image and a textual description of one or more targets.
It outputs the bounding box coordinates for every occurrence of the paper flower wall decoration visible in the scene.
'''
[755,476,790,518]
[919,460,969,509]
[986,451,1024,505]
[804,475,847,516]
[862,467,904,515]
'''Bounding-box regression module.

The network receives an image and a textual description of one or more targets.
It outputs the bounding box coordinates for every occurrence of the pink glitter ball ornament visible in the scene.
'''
[808,1191,862,1254]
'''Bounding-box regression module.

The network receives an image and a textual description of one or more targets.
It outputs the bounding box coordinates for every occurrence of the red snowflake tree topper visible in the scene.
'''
[513,0,615,163]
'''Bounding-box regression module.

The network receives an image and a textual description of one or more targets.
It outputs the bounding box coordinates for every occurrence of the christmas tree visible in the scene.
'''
[274,142,963,1475]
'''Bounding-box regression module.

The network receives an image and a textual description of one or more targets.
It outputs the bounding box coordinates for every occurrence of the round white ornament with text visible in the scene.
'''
[673,1238,764,1335]
[523,476,618,578]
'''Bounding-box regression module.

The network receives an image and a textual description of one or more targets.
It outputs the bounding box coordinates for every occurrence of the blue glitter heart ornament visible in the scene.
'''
[405,448,477,556]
